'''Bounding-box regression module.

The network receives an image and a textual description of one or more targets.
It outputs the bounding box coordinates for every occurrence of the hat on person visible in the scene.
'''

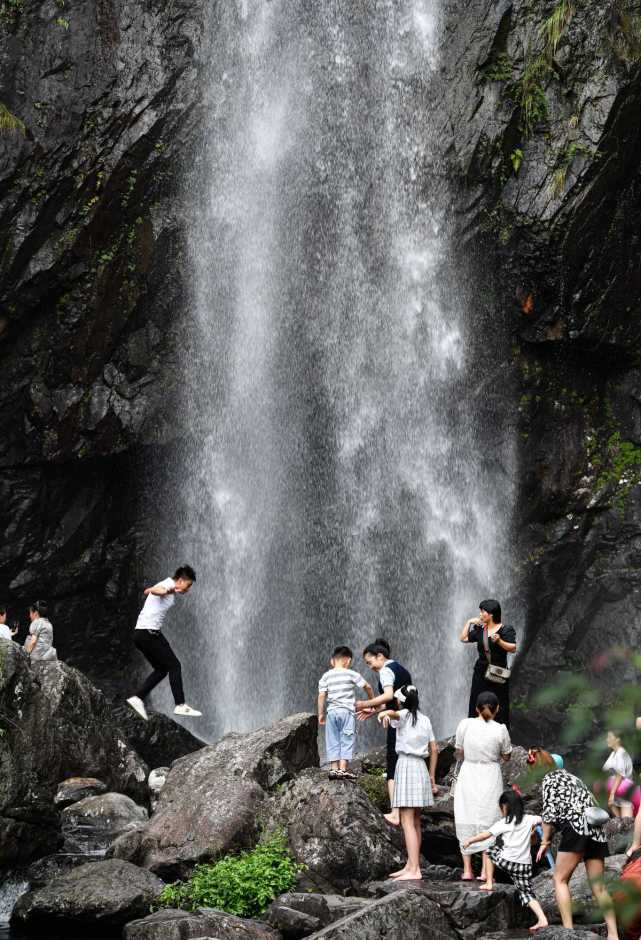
[551,753,564,769]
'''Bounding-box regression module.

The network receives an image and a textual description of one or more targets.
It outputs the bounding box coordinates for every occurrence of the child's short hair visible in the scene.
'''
[174,565,196,582]
[332,645,353,659]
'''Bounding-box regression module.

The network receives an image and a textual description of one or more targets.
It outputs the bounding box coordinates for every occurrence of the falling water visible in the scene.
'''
[154,0,515,741]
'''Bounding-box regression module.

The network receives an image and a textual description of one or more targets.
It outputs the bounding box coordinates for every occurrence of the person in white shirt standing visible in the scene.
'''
[0,604,18,641]
[126,565,201,721]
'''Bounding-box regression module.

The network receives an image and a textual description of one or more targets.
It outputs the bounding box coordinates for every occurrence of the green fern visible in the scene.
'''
[0,101,25,136]
[540,0,575,57]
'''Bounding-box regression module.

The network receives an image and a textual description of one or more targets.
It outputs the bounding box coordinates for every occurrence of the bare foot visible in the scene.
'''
[394,870,422,881]
[529,923,549,933]
[460,875,474,881]
[480,883,494,892]
[388,867,409,879]
[384,812,400,827]
[476,875,486,881]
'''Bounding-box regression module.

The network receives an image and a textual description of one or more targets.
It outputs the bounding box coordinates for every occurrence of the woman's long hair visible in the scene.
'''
[396,684,419,726]
[499,789,525,825]
[476,691,499,721]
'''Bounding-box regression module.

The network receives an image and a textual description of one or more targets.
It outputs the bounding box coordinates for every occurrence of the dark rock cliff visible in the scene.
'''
[0,0,204,691]
[435,0,641,741]
[2,0,641,738]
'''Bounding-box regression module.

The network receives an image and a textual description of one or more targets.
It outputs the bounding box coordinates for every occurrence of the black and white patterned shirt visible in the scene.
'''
[541,769,607,841]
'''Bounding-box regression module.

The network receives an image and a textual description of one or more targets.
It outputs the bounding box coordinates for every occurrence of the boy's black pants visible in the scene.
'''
[134,630,185,706]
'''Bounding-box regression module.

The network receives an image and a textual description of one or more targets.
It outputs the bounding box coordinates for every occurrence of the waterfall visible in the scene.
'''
[155,0,515,741]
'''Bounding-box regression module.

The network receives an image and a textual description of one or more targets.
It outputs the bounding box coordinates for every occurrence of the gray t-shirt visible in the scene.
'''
[318,667,367,712]
[28,617,56,661]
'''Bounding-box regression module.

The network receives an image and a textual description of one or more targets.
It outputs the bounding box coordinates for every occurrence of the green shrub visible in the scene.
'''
[358,772,389,812]
[158,830,302,918]
[508,53,551,139]
[483,52,513,82]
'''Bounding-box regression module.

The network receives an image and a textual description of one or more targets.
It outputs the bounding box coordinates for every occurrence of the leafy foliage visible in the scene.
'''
[358,772,389,812]
[508,53,551,139]
[158,830,302,918]
[483,53,513,82]
[510,148,524,174]
[0,0,22,28]
[540,0,575,57]
[0,101,25,137]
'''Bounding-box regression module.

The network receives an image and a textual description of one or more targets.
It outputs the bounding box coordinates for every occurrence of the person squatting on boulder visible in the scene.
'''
[454,691,512,883]
[317,645,374,780]
[460,599,516,729]
[0,603,18,641]
[127,565,201,722]
[356,639,412,826]
[463,789,549,933]
[532,748,620,940]
[378,684,438,881]
[24,601,57,662]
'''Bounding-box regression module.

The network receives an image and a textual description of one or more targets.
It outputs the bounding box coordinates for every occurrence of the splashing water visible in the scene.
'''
[152,0,515,742]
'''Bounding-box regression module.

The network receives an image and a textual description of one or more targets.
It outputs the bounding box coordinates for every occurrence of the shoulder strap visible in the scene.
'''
[483,625,492,664]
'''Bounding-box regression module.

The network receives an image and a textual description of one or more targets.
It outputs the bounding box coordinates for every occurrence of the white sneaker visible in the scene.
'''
[174,704,202,717]
[126,696,148,721]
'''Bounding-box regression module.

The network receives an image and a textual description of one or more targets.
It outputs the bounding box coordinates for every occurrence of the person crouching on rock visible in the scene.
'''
[317,645,375,780]
[463,789,549,933]
[378,684,438,881]
[24,601,57,662]
[126,565,201,722]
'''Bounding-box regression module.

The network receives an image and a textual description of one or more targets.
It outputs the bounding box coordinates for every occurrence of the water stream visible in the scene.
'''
[151,0,515,742]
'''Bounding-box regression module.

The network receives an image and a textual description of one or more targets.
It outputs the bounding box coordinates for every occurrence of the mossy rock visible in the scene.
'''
[357,773,389,813]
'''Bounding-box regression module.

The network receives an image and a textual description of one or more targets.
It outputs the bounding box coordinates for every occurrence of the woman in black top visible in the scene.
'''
[459,599,516,729]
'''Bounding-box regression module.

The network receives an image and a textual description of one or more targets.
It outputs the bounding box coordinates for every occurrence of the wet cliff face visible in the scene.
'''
[436,0,641,741]
[0,0,204,689]
[2,0,641,732]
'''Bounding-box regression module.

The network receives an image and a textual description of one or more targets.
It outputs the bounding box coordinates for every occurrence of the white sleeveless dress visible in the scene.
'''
[454,717,512,854]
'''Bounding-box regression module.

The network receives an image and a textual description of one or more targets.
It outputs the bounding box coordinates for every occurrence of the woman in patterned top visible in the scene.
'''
[531,749,619,940]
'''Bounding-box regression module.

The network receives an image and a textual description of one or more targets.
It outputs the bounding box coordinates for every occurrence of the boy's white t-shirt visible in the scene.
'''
[489,813,542,864]
[391,709,435,757]
[0,623,12,640]
[318,667,367,712]
[135,577,177,631]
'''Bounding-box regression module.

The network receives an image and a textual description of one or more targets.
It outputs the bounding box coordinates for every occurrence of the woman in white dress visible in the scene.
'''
[454,690,512,882]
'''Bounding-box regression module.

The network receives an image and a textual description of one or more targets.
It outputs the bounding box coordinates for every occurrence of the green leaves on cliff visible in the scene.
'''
[540,0,575,58]
[509,53,551,139]
[0,101,25,137]
[158,830,302,918]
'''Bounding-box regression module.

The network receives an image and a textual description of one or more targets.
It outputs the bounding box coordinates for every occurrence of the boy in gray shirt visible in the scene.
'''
[318,646,374,780]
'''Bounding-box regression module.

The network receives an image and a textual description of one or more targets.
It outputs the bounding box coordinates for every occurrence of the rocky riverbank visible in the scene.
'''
[0,645,635,938]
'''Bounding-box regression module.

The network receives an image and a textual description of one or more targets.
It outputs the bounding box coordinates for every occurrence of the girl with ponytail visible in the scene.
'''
[378,685,438,880]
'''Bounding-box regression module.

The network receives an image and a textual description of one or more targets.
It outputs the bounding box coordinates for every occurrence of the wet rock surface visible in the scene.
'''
[0,646,146,866]
[61,792,148,856]
[305,888,460,940]
[11,858,164,934]
[54,777,108,810]
[123,908,280,940]
[117,712,319,878]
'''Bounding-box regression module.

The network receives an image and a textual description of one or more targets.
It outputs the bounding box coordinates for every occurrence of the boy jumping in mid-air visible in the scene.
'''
[318,646,375,780]
[127,565,201,721]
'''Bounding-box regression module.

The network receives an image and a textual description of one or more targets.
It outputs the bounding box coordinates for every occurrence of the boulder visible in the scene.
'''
[265,893,371,938]
[25,852,97,888]
[11,859,164,933]
[480,930,606,939]
[533,854,626,924]
[148,767,170,811]
[123,908,280,940]
[123,713,318,878]
[604,816,634,856]
[365,880,527,938]
[305,888,460,939]
[0,646,148,866]
[114,706,206,770]
[264,768,404,890]
[61,793,148,856]
[54,778,108,809]
[422,802,461,868]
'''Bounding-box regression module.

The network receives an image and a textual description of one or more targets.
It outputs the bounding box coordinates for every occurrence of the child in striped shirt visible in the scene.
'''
[318,646,375,780]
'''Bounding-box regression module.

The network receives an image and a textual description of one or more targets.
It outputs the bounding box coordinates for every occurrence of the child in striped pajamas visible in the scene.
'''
[463,790,549,933]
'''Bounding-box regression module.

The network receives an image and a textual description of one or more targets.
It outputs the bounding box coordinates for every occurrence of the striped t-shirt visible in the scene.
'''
[318,667,367,712]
